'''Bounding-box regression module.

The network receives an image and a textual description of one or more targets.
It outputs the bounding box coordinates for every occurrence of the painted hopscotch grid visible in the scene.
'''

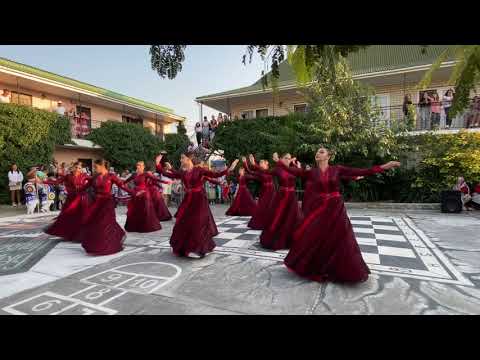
[2,262,182,315]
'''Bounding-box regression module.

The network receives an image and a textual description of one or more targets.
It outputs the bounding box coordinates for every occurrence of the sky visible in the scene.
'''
[0,45,266,137]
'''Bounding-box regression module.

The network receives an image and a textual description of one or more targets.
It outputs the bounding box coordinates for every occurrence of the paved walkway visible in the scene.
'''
[0,205,479,315]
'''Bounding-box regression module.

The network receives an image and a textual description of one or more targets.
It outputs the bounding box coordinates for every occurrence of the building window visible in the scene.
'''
[240,110,254,119]
[293,104,308,113]
[10,91,32,107]
[122,115,143,125]
[370,95,390,122]
[255,108,269,118]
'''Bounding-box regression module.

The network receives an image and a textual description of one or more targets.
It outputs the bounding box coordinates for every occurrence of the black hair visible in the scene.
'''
[94,159,110,169]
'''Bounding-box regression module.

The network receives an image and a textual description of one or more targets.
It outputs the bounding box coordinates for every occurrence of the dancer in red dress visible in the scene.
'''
[123,161,163,233]
[73,159,137,256]
[280,147,400,283]
[226,167,257,216]
[244,156,275,230]
[255,153,302,250]
[146,170,173,222]
[42,162,90,241]
[155,153,239,258]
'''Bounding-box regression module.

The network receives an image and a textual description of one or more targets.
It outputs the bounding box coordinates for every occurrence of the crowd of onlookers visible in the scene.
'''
[402,90,480,130]
[194,113,230,148]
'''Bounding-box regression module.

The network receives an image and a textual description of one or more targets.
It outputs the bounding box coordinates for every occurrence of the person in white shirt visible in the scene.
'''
[0,89,11,104]
[8,163,24,207]
[56,101,66,116]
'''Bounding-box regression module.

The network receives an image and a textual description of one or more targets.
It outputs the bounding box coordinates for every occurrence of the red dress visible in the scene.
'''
[281,164,384,283]
[124,173,162,233]
[156,163,228,257]
[259,163,302,250]
[226,174,257,216]
[73,174,134,256]
[44,173,91,241]
[245,162,275,229]
[147,176,172,221]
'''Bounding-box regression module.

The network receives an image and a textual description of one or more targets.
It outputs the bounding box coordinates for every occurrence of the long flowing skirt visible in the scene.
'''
[284,196,369,283]
[151,188,172,221]
[259,190,301,250]
[73,196,125,256]
[124,191,162,233]
[170,191,217,257]
[248,186,275,229]
[226,186,257,216]
[44,192,90,241]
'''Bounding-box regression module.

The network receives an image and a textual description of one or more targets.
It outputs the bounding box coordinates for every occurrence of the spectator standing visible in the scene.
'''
[210,117,218,141]
[8,164,24,207]
[427,92,441,129]
[0,89,11,104]
[223,114,229,122]
[202,116,210,147]
[402,94,414,130]
[56,101,66,116]
[442,89,454,128]
[418,92,431,130]
[194,122,202,146]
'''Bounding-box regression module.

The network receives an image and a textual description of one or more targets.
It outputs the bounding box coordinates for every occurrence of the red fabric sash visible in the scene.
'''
[294,192,341,240]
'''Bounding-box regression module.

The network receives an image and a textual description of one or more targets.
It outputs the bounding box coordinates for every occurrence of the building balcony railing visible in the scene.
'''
[374,97,480,132]
[66,115,102,139]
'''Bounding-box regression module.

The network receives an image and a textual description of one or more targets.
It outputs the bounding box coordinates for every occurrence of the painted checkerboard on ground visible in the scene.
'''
[211,215,472,286]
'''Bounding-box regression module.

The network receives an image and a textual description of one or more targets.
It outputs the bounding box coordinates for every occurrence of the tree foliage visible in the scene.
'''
[212,55,401,167]
[163,122,190,168]
[149,45,366,89]
[87,121,164,171]
[0,103,71,203]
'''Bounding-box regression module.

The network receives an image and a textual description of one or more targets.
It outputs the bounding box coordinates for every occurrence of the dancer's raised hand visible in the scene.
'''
[241,156,247,163]
[248,154,255,164]
[165,162,173,170]
[229,159,240,172]
[380,161,401,170]
[155,154,163,165]
[272,152,279,162]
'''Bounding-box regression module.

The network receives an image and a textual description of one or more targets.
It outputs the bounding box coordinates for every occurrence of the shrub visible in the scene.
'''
[86,120,165,171]
[163,122,190,168]
[0,103,71,203]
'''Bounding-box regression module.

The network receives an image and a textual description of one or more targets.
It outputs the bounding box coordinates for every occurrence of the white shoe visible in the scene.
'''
[12,203,17,207]
[187,252,202,259]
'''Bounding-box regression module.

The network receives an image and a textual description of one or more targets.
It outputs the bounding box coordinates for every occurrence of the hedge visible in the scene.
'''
[0,103,71,203]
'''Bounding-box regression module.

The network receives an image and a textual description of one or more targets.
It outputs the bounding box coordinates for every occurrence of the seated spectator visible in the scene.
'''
[466,183,480,210]
[453,177,472,211]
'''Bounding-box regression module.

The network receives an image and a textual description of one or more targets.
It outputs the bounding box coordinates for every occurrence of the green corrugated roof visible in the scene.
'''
[0,57,182,117]
[197,45,455,100]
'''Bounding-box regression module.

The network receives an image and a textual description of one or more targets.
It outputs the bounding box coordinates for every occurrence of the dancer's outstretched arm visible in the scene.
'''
[110,175,136,195]
[42,175,66,186]
[276,159,309,178]
[337,161,400,177]
[155,155,182,179]
[200,159,239,178]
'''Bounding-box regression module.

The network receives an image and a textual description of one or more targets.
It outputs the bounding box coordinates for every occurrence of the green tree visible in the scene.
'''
[87,121,164,171]
[0,103,71,203]
[150,45,480,115]
[163,122,190,168]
